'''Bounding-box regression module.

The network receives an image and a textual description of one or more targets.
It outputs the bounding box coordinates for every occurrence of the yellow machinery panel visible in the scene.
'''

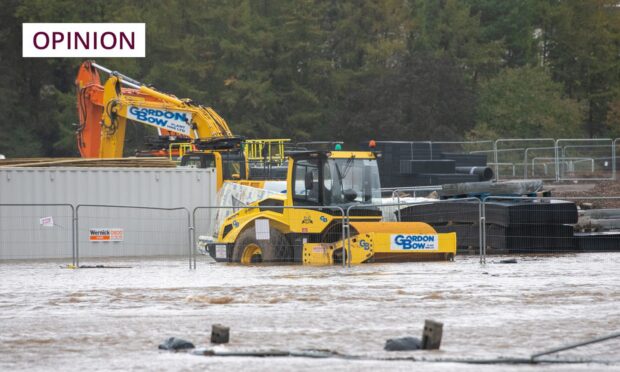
[302,227,456,265]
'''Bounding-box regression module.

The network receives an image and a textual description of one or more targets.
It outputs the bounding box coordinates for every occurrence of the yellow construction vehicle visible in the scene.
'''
[76,60,242,158]
[76,60,288,189]
[205,150,456,265]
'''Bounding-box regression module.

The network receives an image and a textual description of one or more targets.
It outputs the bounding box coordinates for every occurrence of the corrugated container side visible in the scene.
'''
[0,167,216,259]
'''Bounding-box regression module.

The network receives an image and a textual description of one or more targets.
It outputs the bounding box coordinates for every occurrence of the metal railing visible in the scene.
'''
[381,138,620,182]
[555,139,614,181]
[0,203,75,264]
[4,194,620,267]
[244,138,291,165]
[493,139,556,181]
[75,205,193,269]
[489,138,618,181]
[482,196,620,256]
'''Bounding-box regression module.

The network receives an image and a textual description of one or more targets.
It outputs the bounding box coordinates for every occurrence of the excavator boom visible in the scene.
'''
[75,60,237,158]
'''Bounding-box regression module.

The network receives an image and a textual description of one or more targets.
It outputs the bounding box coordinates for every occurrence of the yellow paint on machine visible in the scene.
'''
[349,221,437,234]
[302,227,456,265]
[210,150,458,265]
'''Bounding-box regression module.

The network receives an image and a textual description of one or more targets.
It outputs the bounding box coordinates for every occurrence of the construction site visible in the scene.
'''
[2,1,620,369]
[0,59,618,371]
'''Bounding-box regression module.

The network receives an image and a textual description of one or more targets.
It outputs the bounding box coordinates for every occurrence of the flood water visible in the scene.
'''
[1,253,619,371]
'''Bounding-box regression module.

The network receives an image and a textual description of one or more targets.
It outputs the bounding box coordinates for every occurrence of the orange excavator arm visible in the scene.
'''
[75,60,237,158]
[75,61,104,158]
[76,61,187,157]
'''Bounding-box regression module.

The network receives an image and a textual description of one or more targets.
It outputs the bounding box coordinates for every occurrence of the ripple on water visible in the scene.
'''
[0,253,618,371]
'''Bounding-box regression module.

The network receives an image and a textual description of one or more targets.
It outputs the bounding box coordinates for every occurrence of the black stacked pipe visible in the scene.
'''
[365,141,492,188]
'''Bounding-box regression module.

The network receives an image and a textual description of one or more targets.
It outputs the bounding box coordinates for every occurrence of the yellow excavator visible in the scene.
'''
[204,150,457,265]
[76,60,284,189]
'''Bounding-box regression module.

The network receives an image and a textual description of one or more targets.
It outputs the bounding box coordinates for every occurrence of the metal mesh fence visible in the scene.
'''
[370,138,620,182]
[487,138,556,181]
[478,138,620,181]
[0,204,74,261]
[556,139,614,180]
[75,205,191,267]
[3,195,619,266]
[483,196,620,256]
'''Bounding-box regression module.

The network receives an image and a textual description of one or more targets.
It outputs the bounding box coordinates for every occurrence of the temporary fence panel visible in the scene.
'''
[556,139,614,181]
[369,138,619,184]
[0,204,74,261]
[430,140,495,155]
[525,146,557,180]
[491,138,556,181]
[0,167,216,210]
[75,205,191,266]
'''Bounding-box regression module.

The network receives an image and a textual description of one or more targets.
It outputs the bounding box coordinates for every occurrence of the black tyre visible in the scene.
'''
[232,226,292,264]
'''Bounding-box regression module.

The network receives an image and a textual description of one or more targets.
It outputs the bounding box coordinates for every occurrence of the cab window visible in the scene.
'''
[293,158,320,204]
[223,160,246,180]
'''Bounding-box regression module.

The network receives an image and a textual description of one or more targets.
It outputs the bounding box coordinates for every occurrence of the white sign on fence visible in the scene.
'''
[39,216,54,227]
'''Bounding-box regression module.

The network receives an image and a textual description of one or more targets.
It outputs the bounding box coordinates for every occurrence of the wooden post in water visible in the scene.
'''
[211,324,230,344]
[421,320,443,350]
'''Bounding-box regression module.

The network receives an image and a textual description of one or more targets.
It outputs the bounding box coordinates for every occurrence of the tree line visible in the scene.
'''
[0,0,619,157]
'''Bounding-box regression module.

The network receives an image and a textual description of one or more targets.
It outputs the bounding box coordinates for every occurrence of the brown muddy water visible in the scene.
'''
[1,254,619,371]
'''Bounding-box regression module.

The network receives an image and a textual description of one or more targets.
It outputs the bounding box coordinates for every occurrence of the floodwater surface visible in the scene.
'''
[0,254,619,371]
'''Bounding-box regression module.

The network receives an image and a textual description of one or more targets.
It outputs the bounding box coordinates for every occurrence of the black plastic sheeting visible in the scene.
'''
[399,200,583,253]
[486,224,576,252]
[399,200,578,227]
[400,160,456,174]
[574,232,620,251]
[434,224,480,249]
[434,223,576,252]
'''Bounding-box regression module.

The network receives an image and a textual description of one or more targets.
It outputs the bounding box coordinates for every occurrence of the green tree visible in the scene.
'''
[338,54,476,143]
[541,0,620,137]
[467,0,542,67]
[2,0,619,158]
[471,67,584,139]
[408,0,504,80]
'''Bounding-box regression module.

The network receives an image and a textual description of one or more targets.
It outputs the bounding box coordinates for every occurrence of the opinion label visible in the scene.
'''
[23,23,145,57]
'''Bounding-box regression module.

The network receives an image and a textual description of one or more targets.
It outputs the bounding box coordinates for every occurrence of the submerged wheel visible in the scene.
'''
[240,243,263,264]
[232,226,292,264]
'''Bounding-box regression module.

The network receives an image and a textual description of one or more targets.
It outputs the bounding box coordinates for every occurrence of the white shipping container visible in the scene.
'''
[0,167,216,260]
